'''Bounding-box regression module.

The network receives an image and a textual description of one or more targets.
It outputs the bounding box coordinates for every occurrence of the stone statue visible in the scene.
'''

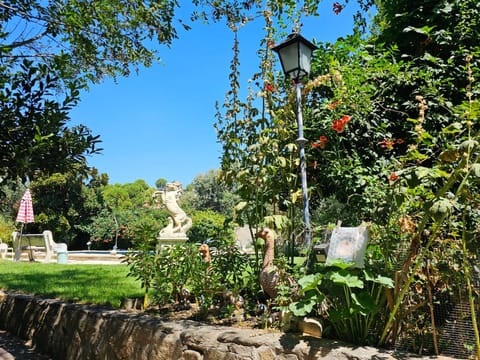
[153,182,192,242]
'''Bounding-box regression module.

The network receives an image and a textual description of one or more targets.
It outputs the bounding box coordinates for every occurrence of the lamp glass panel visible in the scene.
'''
[299,42,313,76]
[278,43,299,75]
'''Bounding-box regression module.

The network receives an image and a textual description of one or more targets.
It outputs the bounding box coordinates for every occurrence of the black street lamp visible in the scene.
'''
[273,32,317,249]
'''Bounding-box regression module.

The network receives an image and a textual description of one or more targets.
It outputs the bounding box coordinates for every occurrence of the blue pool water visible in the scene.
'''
[68,250,128,255]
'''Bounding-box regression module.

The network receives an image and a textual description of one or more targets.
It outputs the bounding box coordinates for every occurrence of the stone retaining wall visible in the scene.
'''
[0,292,402,360]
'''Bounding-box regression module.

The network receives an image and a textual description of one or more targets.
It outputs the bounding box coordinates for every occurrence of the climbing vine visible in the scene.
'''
[215,0,480,354]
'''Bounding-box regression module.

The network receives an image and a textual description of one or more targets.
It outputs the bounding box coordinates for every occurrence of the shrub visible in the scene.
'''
[188,210,235,245]
[0,214,15,245]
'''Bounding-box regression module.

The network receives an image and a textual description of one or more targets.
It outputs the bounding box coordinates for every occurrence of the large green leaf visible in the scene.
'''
[327,258,356,270]
[351,292,377,315]
[327,270,364,288]
[363,271,394,288]
[298,273,322,293]
[289,292,322,317]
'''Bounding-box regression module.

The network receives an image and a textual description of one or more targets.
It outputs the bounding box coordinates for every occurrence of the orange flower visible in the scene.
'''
[327,100,342,110]
[312,136,328,149]
[332,115,351,133]
[332,119,345,133]
[389,172,399,182]
[379,139,395,150]
[265,83,274,92]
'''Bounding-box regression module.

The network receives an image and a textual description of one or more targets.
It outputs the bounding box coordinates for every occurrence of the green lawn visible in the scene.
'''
[0,261,143,308]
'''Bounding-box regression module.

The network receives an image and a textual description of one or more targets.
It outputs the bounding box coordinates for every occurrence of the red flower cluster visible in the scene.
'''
[265,83,274,92]
[332,115,351,133]
[312,135,329,149]
[333,2,343,15]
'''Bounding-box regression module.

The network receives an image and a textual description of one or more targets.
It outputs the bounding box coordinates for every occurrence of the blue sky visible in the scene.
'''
[70,2,364,188]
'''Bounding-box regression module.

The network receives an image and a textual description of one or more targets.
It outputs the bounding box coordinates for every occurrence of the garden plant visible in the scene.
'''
[213,0,480,356]
[0,0,479,357]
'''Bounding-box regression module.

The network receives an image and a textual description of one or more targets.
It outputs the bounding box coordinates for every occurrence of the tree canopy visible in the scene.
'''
[0,0,180,83]
[0,61,101,184]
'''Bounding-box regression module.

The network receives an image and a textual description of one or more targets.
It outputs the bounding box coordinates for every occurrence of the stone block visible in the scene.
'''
[183,349,203,360]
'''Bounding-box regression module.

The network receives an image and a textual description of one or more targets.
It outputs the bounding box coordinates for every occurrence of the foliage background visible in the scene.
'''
[0,0,479,354]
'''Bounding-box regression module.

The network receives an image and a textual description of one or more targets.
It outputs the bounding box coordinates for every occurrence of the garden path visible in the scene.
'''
[0,330,51,359]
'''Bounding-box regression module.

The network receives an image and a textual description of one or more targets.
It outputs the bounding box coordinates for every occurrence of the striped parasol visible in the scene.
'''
[16,189,35,261]
[16,189,34,224]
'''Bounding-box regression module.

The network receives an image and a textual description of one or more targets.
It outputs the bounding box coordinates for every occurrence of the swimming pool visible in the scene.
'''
[68,250,128,255]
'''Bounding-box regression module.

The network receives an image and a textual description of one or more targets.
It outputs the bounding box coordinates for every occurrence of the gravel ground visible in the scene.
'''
[0,330,51,360]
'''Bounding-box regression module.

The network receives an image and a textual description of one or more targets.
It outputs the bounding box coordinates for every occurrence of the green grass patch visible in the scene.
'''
[0,261,143,308]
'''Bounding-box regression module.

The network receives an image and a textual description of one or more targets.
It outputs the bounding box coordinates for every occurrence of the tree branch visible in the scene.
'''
[6,30,47,50]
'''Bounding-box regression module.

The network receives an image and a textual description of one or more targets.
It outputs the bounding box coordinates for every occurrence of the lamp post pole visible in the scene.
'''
[272,32,316,250]
[295,81,312,249]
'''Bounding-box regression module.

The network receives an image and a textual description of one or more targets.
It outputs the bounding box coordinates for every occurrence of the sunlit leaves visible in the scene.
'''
[1,0,180,83]
[298,273,322,292]
[430,197,453,215]
[326,270,364,288]
[472,163,480,178]
[289,291,319,316]
[0,60,101,183]
[363,270,394,288]
[289,273,324,316]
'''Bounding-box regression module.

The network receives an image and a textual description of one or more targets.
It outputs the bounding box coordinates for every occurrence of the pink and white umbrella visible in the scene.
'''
[16,189,34,224]
[16,189,35,261]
